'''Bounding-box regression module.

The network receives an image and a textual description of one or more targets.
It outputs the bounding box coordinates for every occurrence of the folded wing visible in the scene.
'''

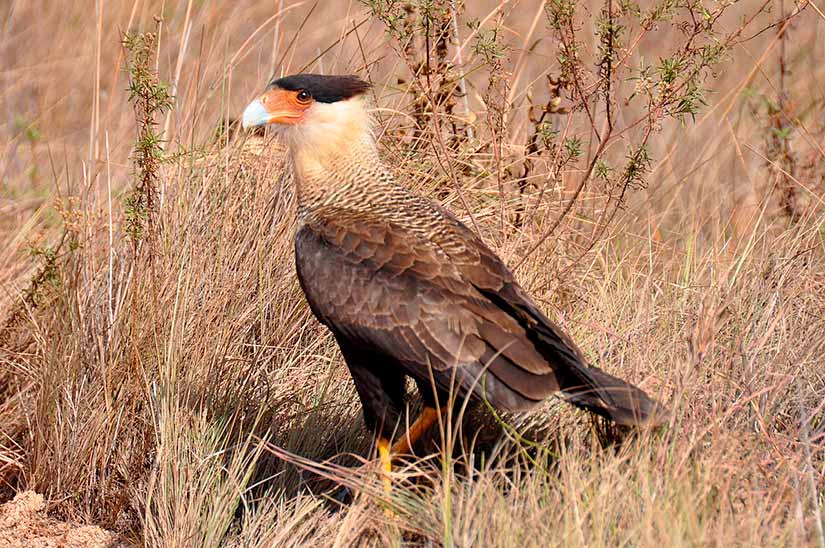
[295,207,667,426]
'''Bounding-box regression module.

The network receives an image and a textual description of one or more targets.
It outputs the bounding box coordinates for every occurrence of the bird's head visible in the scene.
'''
[242,73,372,155]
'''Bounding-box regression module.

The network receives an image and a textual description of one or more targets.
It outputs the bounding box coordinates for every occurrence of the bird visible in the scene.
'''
[242,73,667,489]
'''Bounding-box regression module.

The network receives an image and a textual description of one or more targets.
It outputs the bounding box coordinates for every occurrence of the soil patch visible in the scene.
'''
[0,491,122,548]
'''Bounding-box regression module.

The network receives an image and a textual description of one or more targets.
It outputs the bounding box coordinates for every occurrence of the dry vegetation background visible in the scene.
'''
[1,0,824,546]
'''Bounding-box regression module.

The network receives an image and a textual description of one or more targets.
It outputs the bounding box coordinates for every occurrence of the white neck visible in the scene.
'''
[280,97,388,213]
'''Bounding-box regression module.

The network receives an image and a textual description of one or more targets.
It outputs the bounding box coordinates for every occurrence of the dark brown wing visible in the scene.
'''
[295,208,561,411]
[432,206,668,425]
[295,207,666,425]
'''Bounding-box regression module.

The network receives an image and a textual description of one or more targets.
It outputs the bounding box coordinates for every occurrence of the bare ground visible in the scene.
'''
[0,491,121,548]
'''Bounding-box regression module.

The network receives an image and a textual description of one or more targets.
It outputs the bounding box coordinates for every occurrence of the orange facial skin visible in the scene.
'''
[259,88,313,125]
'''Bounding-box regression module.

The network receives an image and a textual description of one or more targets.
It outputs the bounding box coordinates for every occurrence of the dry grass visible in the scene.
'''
[1,0,824,546]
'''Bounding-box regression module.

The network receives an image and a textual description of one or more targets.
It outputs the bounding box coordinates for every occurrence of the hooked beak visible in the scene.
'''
[242,88,304,129]
[241,98,271,129]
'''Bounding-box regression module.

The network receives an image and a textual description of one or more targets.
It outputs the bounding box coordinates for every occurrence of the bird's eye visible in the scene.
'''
[296,90,311,103]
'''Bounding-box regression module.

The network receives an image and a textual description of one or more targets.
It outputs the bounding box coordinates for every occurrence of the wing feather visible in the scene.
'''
[295,205,666,424]
[295,209,561,409]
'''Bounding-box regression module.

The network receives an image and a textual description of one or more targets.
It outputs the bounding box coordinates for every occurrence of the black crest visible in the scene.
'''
[270,74,371,103]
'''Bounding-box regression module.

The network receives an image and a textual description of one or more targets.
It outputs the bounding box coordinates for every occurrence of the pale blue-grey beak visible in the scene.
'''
[242,98,270,129]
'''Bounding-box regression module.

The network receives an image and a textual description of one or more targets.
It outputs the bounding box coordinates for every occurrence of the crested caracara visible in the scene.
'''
[242,74,667,484]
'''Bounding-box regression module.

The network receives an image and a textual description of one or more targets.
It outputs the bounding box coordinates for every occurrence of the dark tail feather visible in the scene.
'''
[472,283,668,426]
[559,365,668,427]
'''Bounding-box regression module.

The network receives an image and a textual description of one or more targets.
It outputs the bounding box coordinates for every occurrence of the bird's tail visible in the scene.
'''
[558,364,668,427]
[474,283,668,426]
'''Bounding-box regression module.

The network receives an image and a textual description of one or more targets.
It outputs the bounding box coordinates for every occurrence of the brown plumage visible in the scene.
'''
[243,74,667,444]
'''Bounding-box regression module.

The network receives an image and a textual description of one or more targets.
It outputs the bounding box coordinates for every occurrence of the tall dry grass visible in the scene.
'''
[1,0,823,546]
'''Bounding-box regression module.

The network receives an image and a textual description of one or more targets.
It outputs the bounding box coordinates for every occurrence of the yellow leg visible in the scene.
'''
[377,437,393,496]
[376,407,446,518]
[391,406,447,455]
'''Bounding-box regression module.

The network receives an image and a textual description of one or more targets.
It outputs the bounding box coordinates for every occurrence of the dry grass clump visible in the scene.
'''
[1,0,824,546]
